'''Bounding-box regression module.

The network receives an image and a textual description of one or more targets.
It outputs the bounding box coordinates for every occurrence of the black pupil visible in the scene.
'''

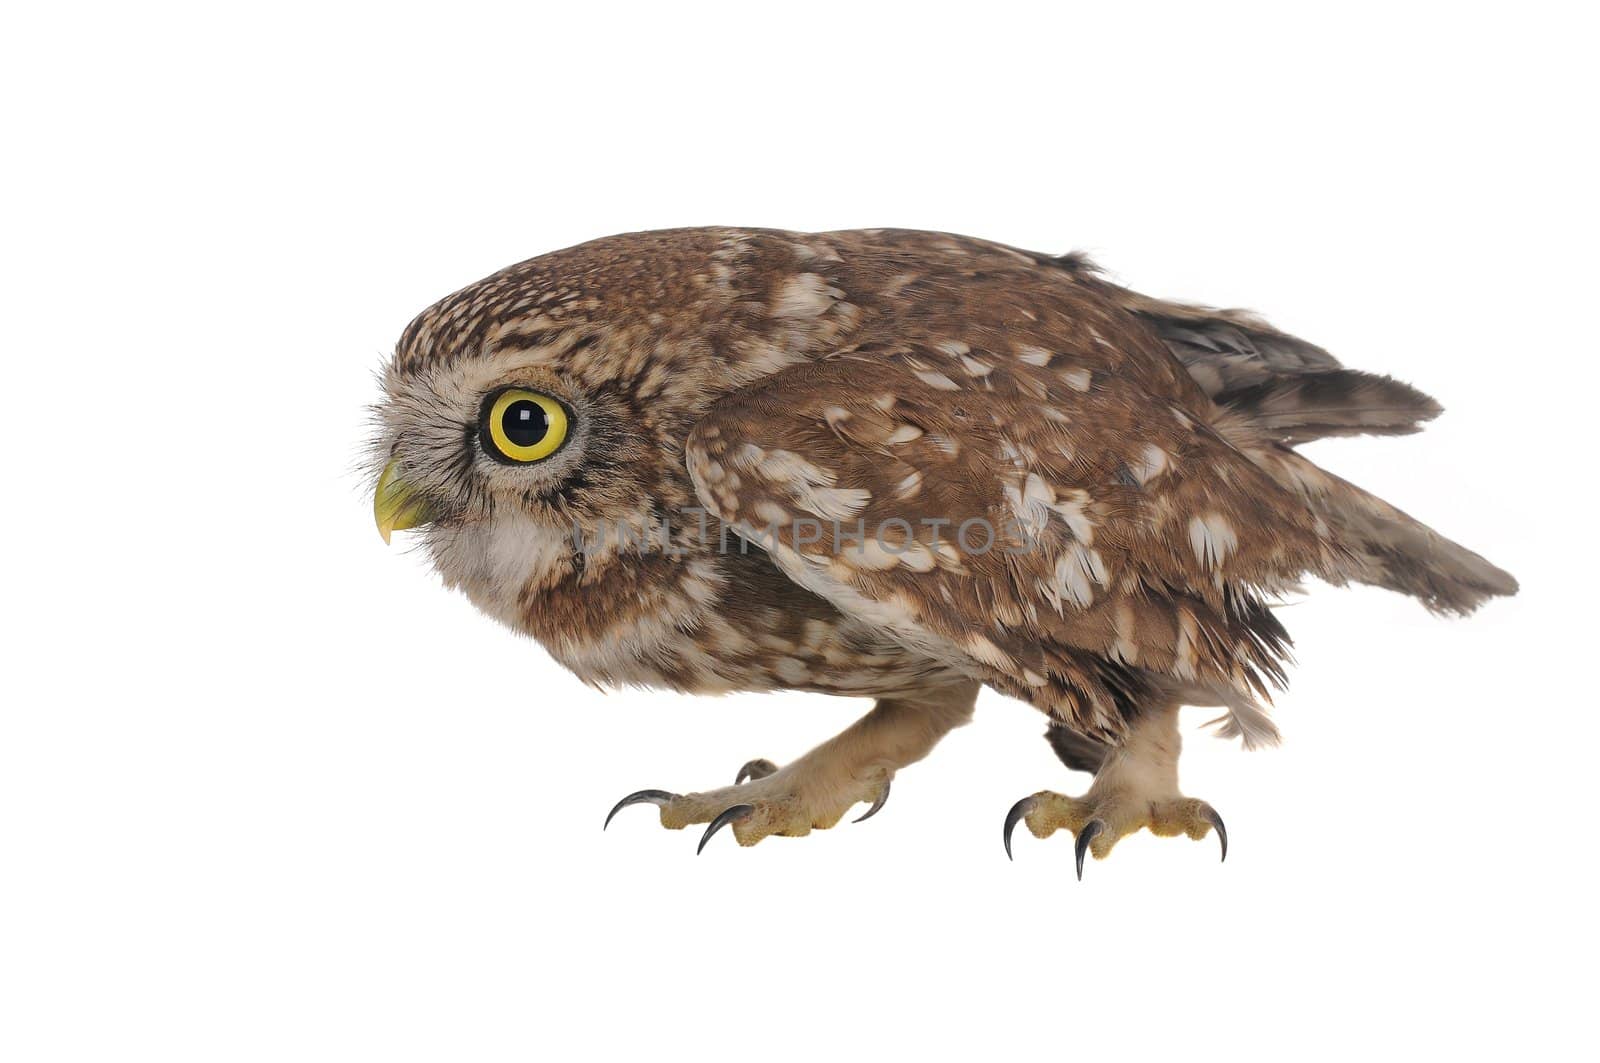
[502,399,549,448]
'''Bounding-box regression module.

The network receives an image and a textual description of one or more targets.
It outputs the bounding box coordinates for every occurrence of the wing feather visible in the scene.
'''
[687,342,1337,743]
[1093,273,1443,443]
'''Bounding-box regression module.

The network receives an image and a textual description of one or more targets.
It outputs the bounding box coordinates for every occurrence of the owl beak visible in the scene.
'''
[373,459,433,544]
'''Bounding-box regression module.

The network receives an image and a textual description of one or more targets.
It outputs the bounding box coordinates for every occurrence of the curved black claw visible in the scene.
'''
[734,758,779,785]
[1202,805,1228,862]
[697,804,755,855]
[852,778,891,824]
[1002,796,1037,861]
[603,789,679,830]
[1074,819,1106,881]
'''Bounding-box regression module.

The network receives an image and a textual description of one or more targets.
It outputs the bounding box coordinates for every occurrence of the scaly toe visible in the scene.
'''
[1001,791,1106,862]
[1021,791,1095,840]
[1148,798,1227,859]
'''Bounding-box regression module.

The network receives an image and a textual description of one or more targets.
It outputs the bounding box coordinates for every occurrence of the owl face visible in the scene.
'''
[370,342,660,573]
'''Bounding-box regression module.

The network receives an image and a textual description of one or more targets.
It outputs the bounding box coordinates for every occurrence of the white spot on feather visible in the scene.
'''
[775,657,812,684]
[965,635,1014,669]
[804,488,871,521]
[1005,473,1055,539]
[750,448,872,521]
[1061,367,1092,392]
[1048,489,1096,543]
[753,500,790,525]
[1130,444,1169,485]
[732,442,767,468]
[772,273,842,318]
[1049,542,1107,609]
[913,369,961,392]
[1188,513,1238,568]
[755,448,830,483]
[840,539,899,571]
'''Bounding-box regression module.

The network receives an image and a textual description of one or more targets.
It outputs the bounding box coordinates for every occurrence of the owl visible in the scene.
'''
[371,228,1515,874]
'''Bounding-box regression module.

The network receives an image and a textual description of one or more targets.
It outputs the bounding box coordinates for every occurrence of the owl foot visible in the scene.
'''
[602,683,977,853]
[1002,791,1225,878]
[602,762,893,853]
[1002,703,1226,876]
[728,755,889,824]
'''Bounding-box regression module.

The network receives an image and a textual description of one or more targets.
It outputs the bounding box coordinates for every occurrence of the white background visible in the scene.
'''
[3,3,1595,1060]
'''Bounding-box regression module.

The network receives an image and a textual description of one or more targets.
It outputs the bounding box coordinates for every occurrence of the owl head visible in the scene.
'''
[370,230,830,599]
[369,326,702,566]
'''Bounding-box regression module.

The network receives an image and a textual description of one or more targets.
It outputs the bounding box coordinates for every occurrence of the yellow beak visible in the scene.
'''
[373,459,432,544]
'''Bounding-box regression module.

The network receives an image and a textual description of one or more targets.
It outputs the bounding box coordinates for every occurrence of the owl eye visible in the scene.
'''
[481,388,571,464]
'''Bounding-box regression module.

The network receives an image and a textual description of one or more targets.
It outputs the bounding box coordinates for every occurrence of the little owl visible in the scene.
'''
[370,228,1514,874]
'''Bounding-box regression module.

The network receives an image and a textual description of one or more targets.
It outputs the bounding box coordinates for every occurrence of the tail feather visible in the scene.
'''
[1273,452,1518,614]
[1218,370,1443,445]
[1090,274,1445,446]
[1081,262,1516,613]
[1094,278,1341,393]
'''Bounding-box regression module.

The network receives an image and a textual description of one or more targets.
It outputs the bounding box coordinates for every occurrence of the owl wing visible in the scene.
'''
[1102,280,1443,444]
[686,342,1334,744]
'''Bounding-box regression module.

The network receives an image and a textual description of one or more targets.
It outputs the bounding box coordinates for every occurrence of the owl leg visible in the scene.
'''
[603,680,978,851]
[1003,703,1226,877]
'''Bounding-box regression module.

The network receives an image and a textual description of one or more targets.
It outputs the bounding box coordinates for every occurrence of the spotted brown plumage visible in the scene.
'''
[371,227,1516,866]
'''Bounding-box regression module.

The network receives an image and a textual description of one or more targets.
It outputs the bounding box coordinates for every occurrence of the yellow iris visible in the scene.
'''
[483,388,569,463]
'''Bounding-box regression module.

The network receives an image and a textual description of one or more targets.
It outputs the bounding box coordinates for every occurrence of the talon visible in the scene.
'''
[1202,805,1228,862]
[1074,819,1105,880]
[697,804,755,854]
[852,778,891,823]
[1002,796,1037,861]
[603,788,679,830]
[734,758,778,785]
